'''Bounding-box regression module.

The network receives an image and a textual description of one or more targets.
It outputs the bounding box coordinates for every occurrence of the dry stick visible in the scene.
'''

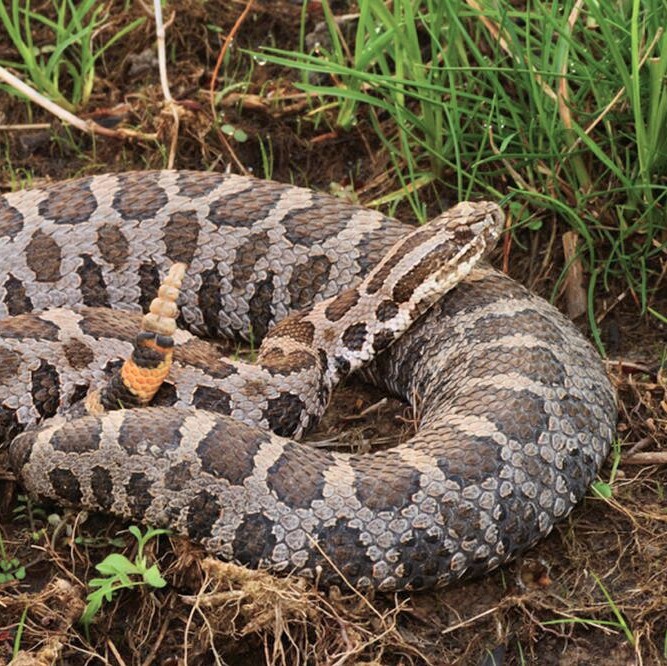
[554,2,591,321]
[557,0,591,188]
[623,452,667,466]
[0,65,156,141]
[0,122,51,131]
[562,230,587,319]
[208,0,255,175]
[152,0,180,168]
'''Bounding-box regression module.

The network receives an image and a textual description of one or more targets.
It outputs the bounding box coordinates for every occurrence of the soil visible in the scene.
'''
[0,1,666,664]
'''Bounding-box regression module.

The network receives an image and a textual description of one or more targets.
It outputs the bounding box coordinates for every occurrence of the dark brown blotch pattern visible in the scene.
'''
[38,178,96,225]
[163,210,200,264]
[117,412,181,455]
[0,406,20,450]
[138,262,161,312]
[392,244,454,303]
[186,489,222,540]
[77,255,109,307]
[25,230,61,282]
[280,194,358,245]
[0,198,24,239]
[63,339,95,370]
[324,288,360,322]
[2,275,32,315]
[260,348,317,375]
[266,441,331,509]
[176,171,227,198]
[246,272,276,340]
[97,223,130,269]
[49,467,82,504]
[265,392,307,437]
[78,308,142,341]
[372,329,395,353]
[113,173,168,221]
[341,323,367,351]
[230,512,276,567]
[265,312,315,346]
[0,314,60,340]
[287,255,333,309]
[307,518,365,588]
[208,179,283,228]
[351,452,421,512]
[164,462,194,491]
[375,299,399,322]
[197,268,223,337]
[192,386,232,414]
[91,466,114,510]
[196,417,268,483]
[30,360,60,419]
[0,347,21,383]
[126,472,155,515]
[232,231,270,285]
[433,428,502,484]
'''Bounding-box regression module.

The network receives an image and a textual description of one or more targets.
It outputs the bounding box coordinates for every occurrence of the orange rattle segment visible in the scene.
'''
[98,263,186,411]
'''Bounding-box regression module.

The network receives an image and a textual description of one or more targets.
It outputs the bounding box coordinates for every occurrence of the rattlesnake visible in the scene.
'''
[0,171,616,591]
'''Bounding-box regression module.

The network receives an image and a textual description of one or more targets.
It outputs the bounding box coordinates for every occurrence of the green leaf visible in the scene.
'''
[143,565,167,589]
[95,553,140,576]
[592,481,613,499]
[233,128,248,142]
[128,525,142,542]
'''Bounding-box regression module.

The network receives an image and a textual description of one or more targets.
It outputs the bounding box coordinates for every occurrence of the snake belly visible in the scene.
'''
[0,170,616,591]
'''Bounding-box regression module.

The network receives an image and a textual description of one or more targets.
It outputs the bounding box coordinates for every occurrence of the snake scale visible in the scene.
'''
[0,170,616,591]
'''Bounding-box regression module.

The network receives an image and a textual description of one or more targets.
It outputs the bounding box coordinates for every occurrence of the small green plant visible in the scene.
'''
[80,526,169,625]
[0,0,145,110]
[591,438,622,499]
[220,123,248,143]
[0,533,26,584]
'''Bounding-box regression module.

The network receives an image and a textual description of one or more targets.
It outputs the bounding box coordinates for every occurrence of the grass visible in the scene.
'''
[0,0,144,110]
[543,572,637,647]
[252,0,667,349]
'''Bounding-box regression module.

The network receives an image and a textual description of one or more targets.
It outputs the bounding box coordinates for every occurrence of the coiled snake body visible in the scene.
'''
[0,171,616,591]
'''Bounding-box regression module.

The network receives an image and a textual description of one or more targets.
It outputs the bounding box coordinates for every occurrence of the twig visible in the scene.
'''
[622,452,667,466]
[0,65,156,140]
[341,397,388,420]
[440,606,500,636]
[106,639,128,666]
[603,359,656,376]
[0,122,51,130]
[556,0,592,192]
[152,0,180,168]
[625,437,654,457]
[562,230,587,319]
[208,0,255,175]
[153,0,173,104]
[208,0,255,110]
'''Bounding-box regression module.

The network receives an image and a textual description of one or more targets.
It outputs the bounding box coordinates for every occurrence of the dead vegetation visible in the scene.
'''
[0,0,666,664]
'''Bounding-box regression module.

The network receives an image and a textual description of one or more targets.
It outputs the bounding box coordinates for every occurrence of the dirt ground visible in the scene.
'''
[0,1,666,664]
